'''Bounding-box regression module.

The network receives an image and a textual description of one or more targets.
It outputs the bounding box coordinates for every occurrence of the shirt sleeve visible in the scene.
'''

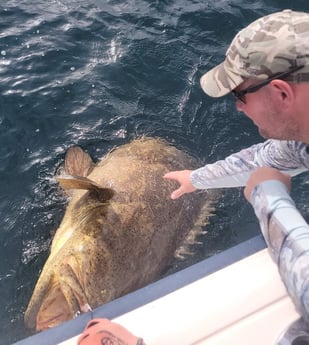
[249,180,309,323]
[190,140,309,189]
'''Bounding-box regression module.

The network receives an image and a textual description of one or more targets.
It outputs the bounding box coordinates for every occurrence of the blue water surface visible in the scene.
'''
[0,1,308,343]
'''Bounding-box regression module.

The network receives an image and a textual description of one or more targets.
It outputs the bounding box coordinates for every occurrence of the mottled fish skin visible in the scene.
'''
[24,137,218,331]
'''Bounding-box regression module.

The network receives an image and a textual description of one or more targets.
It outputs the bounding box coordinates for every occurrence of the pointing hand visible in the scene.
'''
[163,170,197,199]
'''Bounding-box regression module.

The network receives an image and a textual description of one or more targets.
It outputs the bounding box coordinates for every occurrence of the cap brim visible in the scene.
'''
[200,60,245,98]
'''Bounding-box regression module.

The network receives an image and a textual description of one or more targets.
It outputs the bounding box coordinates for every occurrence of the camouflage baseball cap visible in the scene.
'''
[200,9,309,97]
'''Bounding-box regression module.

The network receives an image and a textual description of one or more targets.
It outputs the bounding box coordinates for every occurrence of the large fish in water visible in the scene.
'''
[24,137,217,331]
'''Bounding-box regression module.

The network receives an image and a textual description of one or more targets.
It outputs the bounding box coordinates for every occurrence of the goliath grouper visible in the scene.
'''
[24,137,217,331]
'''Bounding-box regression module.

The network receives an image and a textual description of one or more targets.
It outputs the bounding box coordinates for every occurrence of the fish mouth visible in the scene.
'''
[35,291,74,331]
[36,311,72,331]
[36,313,68,331]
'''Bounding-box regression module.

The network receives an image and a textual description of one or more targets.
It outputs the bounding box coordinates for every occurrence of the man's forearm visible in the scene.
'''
[249,180,309,322]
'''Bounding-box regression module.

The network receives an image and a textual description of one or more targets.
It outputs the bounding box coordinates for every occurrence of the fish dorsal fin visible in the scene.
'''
[64,146,95,177]
[56,175,114,202]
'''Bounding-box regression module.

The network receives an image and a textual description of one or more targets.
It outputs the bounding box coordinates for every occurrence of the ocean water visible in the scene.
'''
[0,1,308,343]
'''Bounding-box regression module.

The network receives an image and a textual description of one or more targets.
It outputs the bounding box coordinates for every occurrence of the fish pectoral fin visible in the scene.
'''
[56,175,102,190]
[56,175,114,202]
[65,146,95,177]
[58,263,91,317]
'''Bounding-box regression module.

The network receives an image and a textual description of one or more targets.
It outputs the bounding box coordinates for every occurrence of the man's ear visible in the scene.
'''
[270,79,295,105]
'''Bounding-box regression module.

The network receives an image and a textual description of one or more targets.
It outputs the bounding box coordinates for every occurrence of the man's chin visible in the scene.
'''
[258,128,270,139]
[258,128,282,140]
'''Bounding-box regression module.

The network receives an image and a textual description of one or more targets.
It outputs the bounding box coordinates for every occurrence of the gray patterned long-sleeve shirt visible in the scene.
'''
[250,179,309,323]
[190,139,309,189]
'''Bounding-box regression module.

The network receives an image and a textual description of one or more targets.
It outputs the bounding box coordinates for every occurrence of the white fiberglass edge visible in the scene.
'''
[59,249,299,345]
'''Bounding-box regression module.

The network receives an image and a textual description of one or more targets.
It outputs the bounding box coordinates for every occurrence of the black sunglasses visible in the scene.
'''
[232,65,305,104]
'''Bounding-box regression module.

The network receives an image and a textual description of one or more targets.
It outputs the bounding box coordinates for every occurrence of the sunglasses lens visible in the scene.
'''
[239,95,246,104]
[232,91,246,104]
